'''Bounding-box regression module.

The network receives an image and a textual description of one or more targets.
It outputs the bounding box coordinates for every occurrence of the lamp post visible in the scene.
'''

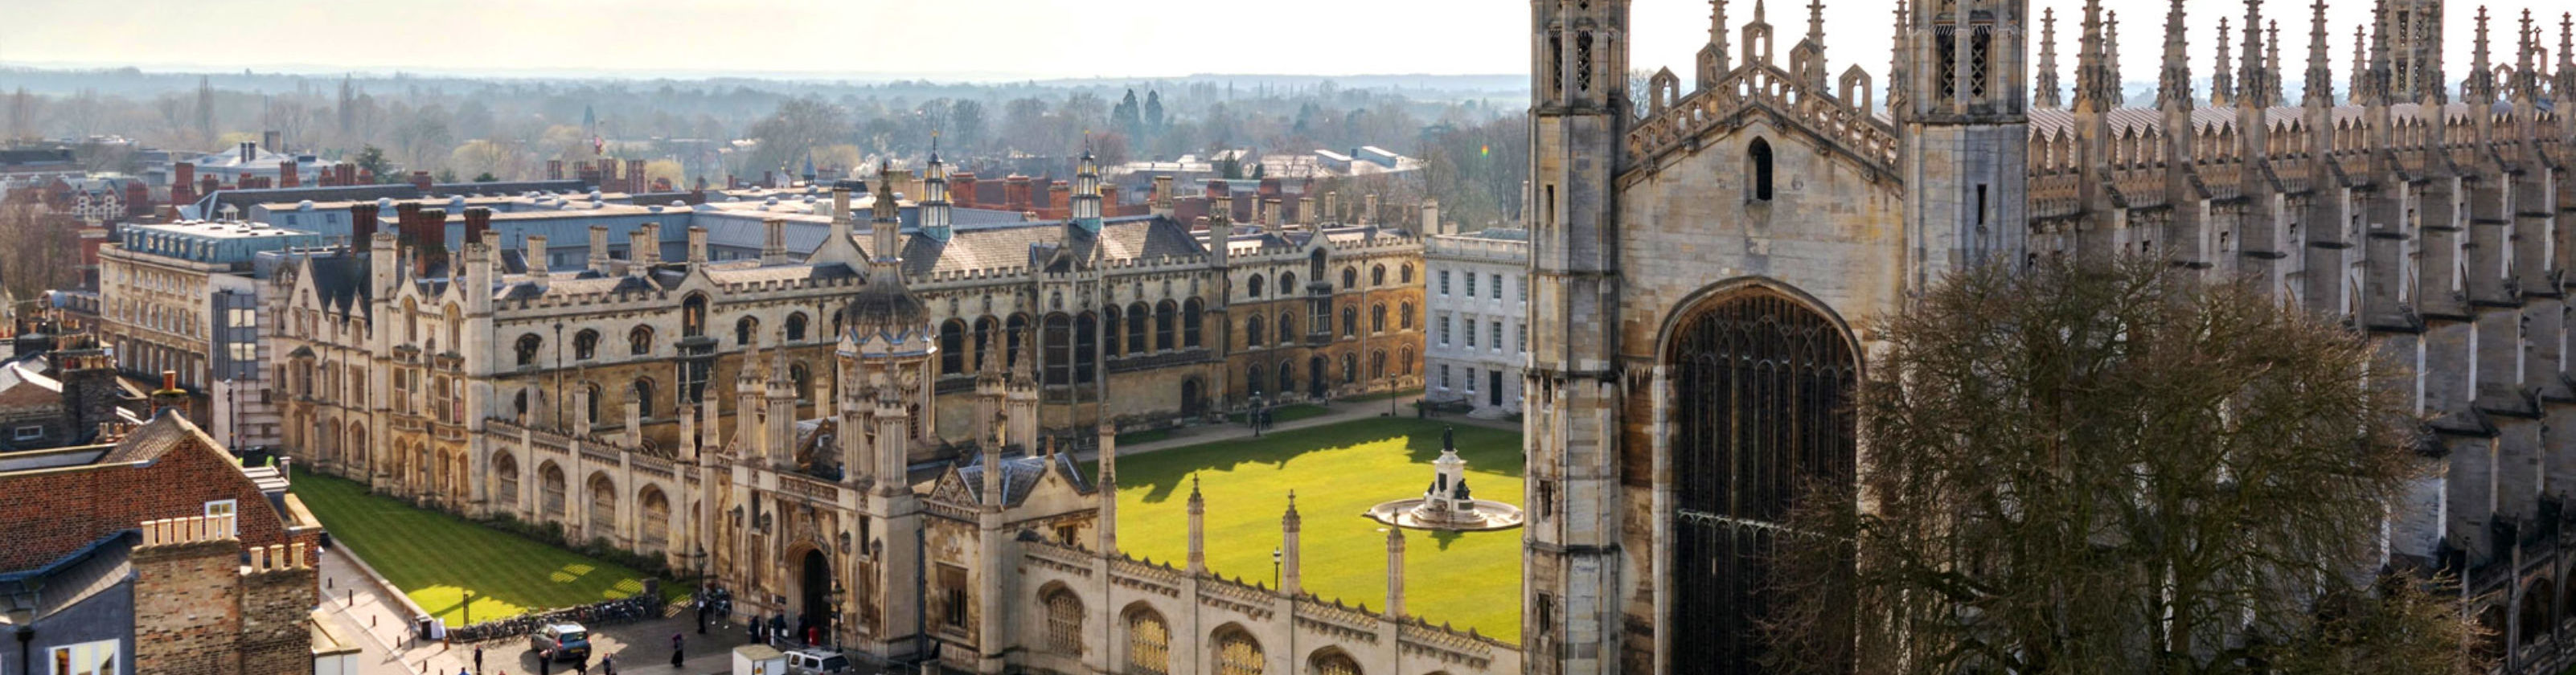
[461,589,472,625]
[1271,547,1282,588]
[826,581,846,652]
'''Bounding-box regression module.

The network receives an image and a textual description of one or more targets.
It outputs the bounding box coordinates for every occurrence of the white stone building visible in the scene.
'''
[96,219,327,449]
[1422,227,1528,417]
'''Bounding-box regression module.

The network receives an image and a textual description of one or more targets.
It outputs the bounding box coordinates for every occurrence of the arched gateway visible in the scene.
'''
[1664,286,1858,674]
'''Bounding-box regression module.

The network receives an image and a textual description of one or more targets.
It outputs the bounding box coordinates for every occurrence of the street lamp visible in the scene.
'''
[1271,547,1282,588]
[826,580,847,652]
[461,589,472,625]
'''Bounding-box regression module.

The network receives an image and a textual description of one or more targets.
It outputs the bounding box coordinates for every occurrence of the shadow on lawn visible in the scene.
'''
[294,473,655,624]
[1110,419,1528,505]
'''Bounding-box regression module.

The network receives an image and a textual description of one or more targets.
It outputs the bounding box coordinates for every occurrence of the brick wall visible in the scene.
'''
[128,516,318,675]
[0,415,307,571]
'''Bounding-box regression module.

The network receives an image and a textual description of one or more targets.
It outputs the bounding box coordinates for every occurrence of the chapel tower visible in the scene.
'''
[1899,0,2032,281]
[1524,2,1630,675]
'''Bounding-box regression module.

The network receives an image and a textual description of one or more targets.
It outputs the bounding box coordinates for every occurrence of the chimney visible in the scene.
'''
[1323,191,1341,221]
[547,159,564,181]
[1151,174,1175,213]
[410,170,433,190]
[587,224,610,272]
[261,130,281,154]
[686,226,708,267]
[461,207,493,243]
[1362,193,1380,225]
[1298,196,1317,225]
[348,202,379,244]
[393,202,423,245]
[1006,175,1033,213]
[1420,198,1442,235]
[632,223,662,272]
[279,159,299,188]
[199,174,219,198]
[1048,181,1072,218]
[628,158,649,194]
[171,162,198,205]
[413,209,447,276]
[526,235,550,278]
[150,370,189,418]
[337,164,355,186]
[953,172,979,208]
[761,170,775,188]
[761,218,789,263]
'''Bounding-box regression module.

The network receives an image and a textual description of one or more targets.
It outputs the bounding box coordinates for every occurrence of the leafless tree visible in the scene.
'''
[1766,256,2482,675]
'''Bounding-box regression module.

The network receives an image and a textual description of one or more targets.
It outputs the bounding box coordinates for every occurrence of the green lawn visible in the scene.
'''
[292,473,666,625]
[1098,417,1524,641]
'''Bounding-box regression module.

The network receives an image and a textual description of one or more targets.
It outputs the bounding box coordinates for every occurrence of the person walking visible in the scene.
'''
[600,654,615,675]
[536,650,551,675]
[474,646,485,673]
[671,645,684,668]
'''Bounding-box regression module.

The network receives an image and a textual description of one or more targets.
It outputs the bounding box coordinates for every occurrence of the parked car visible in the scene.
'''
[785,647,850,674]
[528,623,592,663]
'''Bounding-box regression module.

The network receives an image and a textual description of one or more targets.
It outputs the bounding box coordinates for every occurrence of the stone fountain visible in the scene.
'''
[1365,427,1524,531]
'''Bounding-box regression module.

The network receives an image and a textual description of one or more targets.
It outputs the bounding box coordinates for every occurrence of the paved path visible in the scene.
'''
[1090,394,1438,460]
[317,545,783,674]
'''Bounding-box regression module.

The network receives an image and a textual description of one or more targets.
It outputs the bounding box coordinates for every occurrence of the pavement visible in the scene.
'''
[316,546,799,675]
[1092,393,1516,460]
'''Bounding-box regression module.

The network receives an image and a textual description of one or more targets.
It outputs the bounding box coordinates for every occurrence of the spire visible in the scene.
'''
[1701,0,1733,88]
[2469,6,2496,103]
[1805,0,1824,48]
[2038,7,2065,108]
[2074,0,2114,112]
[1888,0,1908,111]
[1280,490,1302,595]
[2351,25,2368,102]
[1186,474,1206,575]
[2364,0,2393,107]
[2514,9,2538,102]
[2213,18,2238,107]
[2264,20,2285,104]
[2238,0,2268,108]
[2157,0,2193,110]
[2305,0,2336,107]
[869,161,901,269]
[2108,11,2127,104]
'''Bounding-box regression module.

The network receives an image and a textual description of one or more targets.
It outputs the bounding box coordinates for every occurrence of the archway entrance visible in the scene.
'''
[1308,357,1327,399]
[1180,378,1205,418]
[1667,288,1856,675]
[800,549,831,644]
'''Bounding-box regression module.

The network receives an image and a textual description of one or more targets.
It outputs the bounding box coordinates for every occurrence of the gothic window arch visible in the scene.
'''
[494,452,520,509]
[1212,626,1263,675]
[1341,267,1359,290]
[940,321,968,374]
[515,333,542,366]
[574,329,599,360]
[1371,303,1387,333]
[1155,301,1178,351]
[1279,272,1297,294]
[1247,274,1265,298]
[1400,264,1413,284]
[1278,360,1296,394]
[1398,346,1414,375]
[681,294,708,338]
[1747,138,1775,202]
[583,382,604,425]
[1667,288,1856,673]
[1371,264,1387,286]
[587,472,617,537]
[1104,306,1123,356]
[1247,363,1267,395]
[1341,306,1358,338]
[632,378,656,419]
[1278,311,1298,346]
[786,313,810,342]
[1246,314,1266,348]
[1128,303,1151,354]
[1124,606,1171,675]
[1044,586,1084,655]
[1369,350,1387,379]
[1400,301,1416,329]
[1340,353,1358,384]
[1183,298,1204,348]
[736,317,760,346]
[638,487,671,552]
[539,461,568,519]
[1308,648,1360,675]
[629,325,654,355]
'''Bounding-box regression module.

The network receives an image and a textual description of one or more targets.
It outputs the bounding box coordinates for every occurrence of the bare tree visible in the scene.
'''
[1767,257,2481,675]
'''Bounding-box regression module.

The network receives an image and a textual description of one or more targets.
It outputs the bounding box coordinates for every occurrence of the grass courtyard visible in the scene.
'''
[291,473,671,625]
[1101,417,1525,641]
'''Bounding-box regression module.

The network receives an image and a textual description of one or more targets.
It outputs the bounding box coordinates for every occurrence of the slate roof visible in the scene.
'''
[954,450,1095,507]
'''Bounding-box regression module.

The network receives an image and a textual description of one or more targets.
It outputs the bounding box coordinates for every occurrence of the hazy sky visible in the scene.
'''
[2,0,2565,88]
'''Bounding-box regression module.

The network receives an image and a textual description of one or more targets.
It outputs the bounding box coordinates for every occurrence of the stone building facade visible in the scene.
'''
[1521,0,2575,673]
[264,156,1466,673]
[1422,227,1531,416]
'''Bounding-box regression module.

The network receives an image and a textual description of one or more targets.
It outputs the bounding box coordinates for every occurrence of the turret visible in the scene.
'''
[1070,147,1103,232]
[1900,0,2031,277]
[2036,7,2064,108]
[921,144,955,243]
[1280,492,1302,595]
[1186,475,1206,575]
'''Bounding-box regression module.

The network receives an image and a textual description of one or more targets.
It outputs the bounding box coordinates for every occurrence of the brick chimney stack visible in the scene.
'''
[547,159,564,181]
[279,160,299,188]
[627,159,648,194]
[199,174,219,199]
[953,172,979,208]
[171,162,198,206]
[348,202,379,244]
[1005,175,1033,214]
[461,207,492,243]
[239,141,256,165]
[336,164,355,186]
[410,171,433,190]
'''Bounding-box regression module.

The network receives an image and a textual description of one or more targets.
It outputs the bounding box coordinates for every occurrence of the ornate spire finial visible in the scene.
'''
[2470,6,2496,102]
[2038,7,2064,108]
[1806,0,1825,46]
[2075,0,2114,112]
[2213,18,2237,107]
[1710,0,1729,43]
[2238,0,2268,108]
[2304,0,2335,106]
[2108,10,2127,104]
[2264,19,2283,104]
[2157,0,2192,110]
[1753,0,1767,25]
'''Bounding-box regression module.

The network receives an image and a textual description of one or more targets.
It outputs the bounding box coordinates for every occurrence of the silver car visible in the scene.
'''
[784,648,850,674]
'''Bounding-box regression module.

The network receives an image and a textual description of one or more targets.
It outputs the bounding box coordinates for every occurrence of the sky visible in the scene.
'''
[1,0,2566,89]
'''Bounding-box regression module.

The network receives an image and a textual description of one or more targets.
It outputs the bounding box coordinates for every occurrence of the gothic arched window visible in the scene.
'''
[515,333,542,366]
[1246,314,1265,348]
[573,329,599,361]
[629,325,654,355]
[786,313,810,342]
[1748,138,1775,202]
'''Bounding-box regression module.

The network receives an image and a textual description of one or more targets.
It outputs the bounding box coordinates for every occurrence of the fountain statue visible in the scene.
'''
[1366,426,1524,531]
